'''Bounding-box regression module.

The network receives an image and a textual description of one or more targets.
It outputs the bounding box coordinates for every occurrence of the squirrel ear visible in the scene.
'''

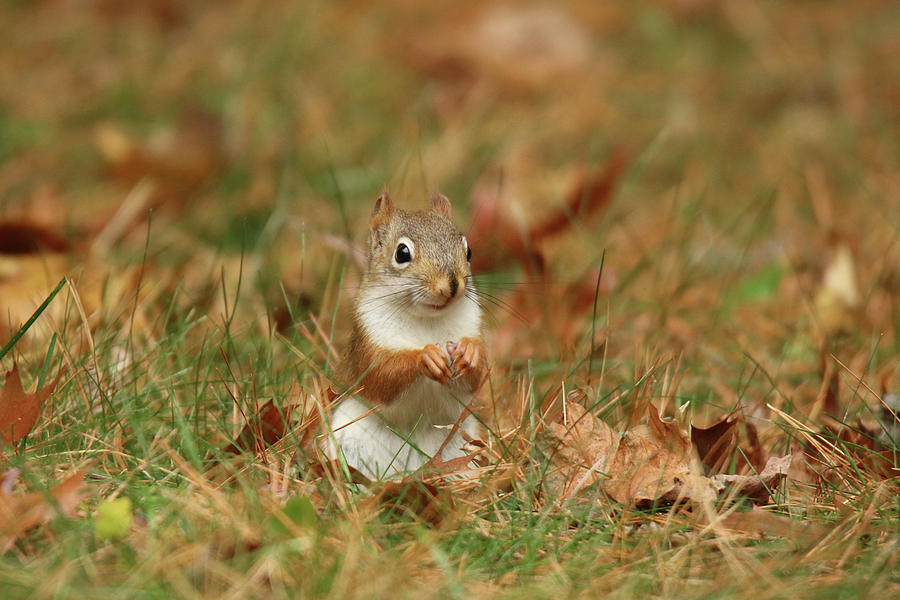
[431,192,452,219]
[371,190,394,228]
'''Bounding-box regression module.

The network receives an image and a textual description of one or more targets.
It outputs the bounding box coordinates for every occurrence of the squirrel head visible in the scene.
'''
[365,190,473,317]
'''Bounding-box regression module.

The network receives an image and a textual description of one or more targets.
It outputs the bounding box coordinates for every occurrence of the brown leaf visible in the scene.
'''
[545,402,617,499]
[692,414,739,473]
[306,459,372,487]
[529,149,629,243]
[711,454,791,504]
[0,253,69,345]
[546,399,719,506]
[92,0,183,27]
[467,150,628,275]
[0,366,63,446]
[94,111,222,209]
[605,403,718,505]
[0,222,68,254]
[812,422,899,480]
[400,5,593,93]
[365,479,455,527]
[740,421,768,473]
[0,469,88,553]
[222,400,294,456]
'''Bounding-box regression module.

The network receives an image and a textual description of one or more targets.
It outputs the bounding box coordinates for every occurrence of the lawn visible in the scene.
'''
[0,1,898,598]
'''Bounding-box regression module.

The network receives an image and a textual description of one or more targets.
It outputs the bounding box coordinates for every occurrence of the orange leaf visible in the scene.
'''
[0,366,62,446]
[222,400,294,455]
[0,469,88,553]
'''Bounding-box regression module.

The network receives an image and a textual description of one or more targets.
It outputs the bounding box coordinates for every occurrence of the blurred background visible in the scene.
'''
[1,0,898,402]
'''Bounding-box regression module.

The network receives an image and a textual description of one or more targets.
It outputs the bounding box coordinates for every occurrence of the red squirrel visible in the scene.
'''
[325,191,487,478]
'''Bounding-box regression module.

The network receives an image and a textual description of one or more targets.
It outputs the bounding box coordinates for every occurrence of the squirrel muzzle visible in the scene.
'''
[429,269,465,305]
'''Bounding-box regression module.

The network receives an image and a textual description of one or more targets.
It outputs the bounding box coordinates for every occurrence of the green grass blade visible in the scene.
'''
[0,277,66,362]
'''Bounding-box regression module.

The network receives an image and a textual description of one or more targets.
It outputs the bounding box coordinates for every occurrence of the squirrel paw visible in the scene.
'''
[420,344,452,384]
[449,337,481,380]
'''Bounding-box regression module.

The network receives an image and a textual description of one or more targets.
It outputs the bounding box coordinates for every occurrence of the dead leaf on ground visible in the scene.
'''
[711,454,792,504]
[363,479,457,527]
[545,401,617,499]
[810,421,900,480]
[814,244,861,338]
[545,399,719,506]
[0,221,68,255]
[0,365,63,446]
[467,149,628,276]
[400,5,594,93]
[92,0,184,27]
[605,403,719,505]
[692,414,739,473]
[94,110,222,209]
[220,400,296,456]
[0,469,88,554]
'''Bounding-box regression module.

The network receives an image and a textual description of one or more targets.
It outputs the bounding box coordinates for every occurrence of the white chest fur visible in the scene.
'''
[327,389,479,479]
[325,283,483,479]
[355,282,482,351]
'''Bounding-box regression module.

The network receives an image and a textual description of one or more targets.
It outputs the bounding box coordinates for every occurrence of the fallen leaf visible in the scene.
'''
[0,365,63,446]
[364,479,456,527]
[221,400,295,456]
[812,422,899,480]
[92,0,183,27]
[814,244,861,337]
[692,414,739,473]
[94,110,222,209]
[401,5,593,93]
[0,469,88,553]
[604,403,719,505]
[468,150,628,276]
[544,401,617,499]
[546,399,720,506]
[0,221,68,254]
[305,459,372,487]
[529,149,629,243]
[711,454,791,504]
[0,254,69,345]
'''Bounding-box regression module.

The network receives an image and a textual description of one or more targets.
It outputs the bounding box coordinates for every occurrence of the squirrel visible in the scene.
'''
[324,190,488,479]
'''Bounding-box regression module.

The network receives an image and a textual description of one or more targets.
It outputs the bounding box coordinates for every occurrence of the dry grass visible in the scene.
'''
[0,1,898,598]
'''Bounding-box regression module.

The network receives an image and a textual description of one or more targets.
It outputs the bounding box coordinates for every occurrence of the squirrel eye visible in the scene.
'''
[395,243,412,265]
[466,245,472,261]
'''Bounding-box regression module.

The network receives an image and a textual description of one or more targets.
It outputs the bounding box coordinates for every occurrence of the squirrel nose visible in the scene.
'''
[435,271,464,299]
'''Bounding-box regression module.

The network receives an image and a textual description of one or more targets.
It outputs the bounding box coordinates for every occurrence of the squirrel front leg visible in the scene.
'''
[449,337,487,392]
[355,345,453,405]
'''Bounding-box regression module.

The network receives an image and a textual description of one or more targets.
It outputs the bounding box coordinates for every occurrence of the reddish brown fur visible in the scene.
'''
[341,320,424,405]
[342,323,487,406]
[452,337,488,392]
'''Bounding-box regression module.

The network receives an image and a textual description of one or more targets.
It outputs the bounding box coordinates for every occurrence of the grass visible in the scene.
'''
[1,0,899,598]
